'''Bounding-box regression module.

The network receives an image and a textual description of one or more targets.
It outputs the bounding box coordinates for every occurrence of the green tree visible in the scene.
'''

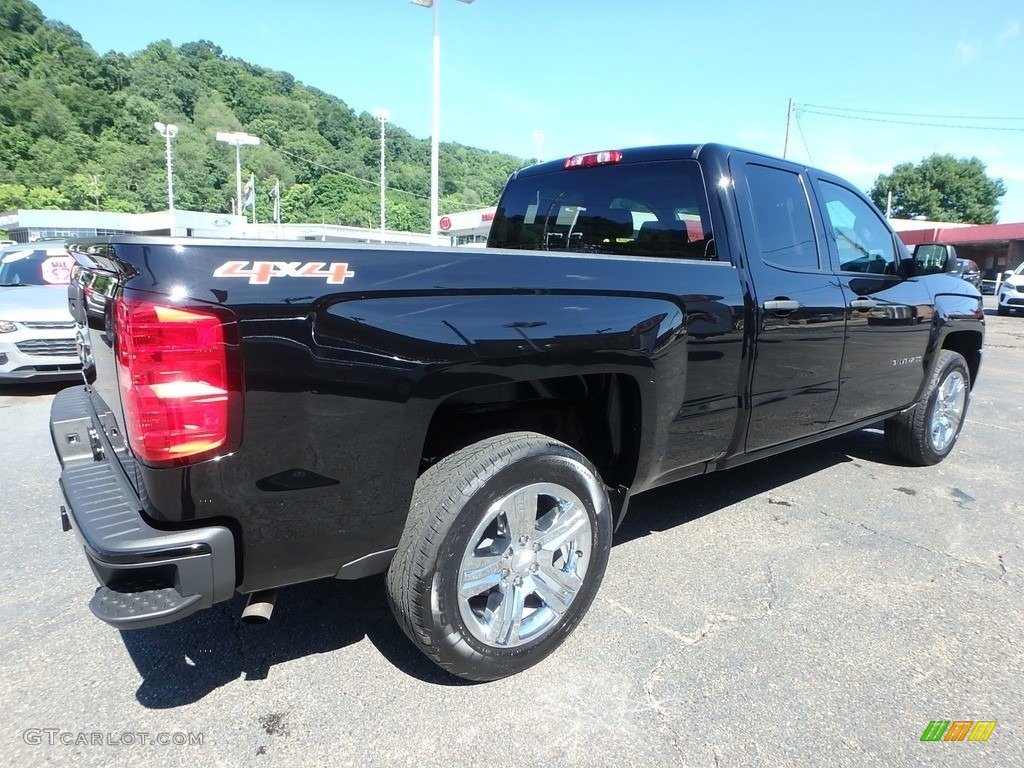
[0,182,29,209]
[280,182,314,223]
[61,172,104,209]
[23,185,68,208]
[870,154,1006,224]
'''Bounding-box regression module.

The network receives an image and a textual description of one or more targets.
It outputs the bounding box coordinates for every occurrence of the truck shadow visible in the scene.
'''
[615,423,902,544]
[123,575,470,708]
[0,380,79,398]
[122,424,897,706]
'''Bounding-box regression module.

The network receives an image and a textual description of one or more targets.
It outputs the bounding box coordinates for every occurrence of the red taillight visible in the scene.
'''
[563,150,623,169]
[115,295,241,466]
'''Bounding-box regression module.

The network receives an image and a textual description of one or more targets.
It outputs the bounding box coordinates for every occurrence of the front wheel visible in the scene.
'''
[884,350,970,466]
[386,432,613,681]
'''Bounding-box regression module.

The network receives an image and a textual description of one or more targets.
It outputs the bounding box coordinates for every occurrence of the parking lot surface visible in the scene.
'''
[1,300,1021,767]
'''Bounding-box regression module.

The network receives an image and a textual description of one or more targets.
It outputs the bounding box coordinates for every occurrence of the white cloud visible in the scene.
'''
[954,41,979,64]
[999,20,1020,41]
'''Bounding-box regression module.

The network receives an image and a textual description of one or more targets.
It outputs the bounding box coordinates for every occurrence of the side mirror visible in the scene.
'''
[912,243,957,276]
[1002,270,1013,282]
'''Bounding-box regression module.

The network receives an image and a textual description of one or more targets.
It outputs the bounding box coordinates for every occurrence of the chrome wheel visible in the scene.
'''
[929,370,966,453]
[387,432,612,680]
[457,482,592,649]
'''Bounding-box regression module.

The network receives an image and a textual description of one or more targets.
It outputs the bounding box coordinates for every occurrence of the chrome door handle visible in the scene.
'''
[850,298,878,309]
[763,300,800,311]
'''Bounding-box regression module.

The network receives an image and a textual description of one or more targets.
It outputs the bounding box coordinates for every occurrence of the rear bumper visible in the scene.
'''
[50,386,236,629]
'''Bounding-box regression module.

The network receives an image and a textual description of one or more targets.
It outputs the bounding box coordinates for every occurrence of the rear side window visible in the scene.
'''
[488,160,715,260]
[744,164,819,270]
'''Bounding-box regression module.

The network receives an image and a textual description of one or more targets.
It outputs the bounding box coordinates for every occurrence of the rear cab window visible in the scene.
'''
[488,159,715,261]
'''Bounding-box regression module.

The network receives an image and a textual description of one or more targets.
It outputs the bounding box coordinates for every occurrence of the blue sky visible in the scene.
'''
[34,0,1024,221]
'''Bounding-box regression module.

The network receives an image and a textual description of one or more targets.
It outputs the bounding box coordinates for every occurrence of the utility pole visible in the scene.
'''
[154,122,178,233]
[373,108,391,243]
[216,131,261,220]
[783,98,794,159]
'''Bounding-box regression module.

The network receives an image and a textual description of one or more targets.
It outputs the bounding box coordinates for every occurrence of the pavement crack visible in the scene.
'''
[764,563,777,614]
[812,509,996,575]
[600,597,718,645]
[643,656,685,761]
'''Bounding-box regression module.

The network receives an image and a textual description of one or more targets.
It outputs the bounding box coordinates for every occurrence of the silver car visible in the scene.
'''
[0,244,81,383]
[997,261,1024,317]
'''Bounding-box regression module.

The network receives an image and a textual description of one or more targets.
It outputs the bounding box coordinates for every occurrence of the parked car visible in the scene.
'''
[69,248,116,322]
[955,258,982,289]
[0,244,81,383]
[997,261,1024,316]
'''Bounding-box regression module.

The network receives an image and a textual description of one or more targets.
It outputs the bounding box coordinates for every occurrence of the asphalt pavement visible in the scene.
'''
[1,298,1021,767]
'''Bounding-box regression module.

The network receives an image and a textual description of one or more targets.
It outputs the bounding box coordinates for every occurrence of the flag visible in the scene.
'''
[269,180,281,223]
[242,174,255,210]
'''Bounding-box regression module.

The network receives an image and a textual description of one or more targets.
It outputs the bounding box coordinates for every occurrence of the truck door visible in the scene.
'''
[808,175,933,423]
[729,157,848,451]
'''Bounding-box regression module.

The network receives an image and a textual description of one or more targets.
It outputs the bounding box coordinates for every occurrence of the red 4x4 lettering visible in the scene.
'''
[213,261,355,285]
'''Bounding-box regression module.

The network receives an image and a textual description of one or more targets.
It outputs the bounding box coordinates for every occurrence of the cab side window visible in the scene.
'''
[817,181,897,274]
[745,164,819,270]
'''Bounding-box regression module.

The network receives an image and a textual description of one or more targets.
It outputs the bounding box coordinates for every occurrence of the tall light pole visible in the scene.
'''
[373,108,391,243]
[410,0,476,244]
[215,131,260,218]
[154,122,178,234]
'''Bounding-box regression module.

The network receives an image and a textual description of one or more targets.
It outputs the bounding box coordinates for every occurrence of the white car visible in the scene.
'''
[997,261,1024,317]
[0,244,82,383]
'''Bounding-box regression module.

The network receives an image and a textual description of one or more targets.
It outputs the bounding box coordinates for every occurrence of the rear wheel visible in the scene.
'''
[884,350,970,466]
[386,432,613,681]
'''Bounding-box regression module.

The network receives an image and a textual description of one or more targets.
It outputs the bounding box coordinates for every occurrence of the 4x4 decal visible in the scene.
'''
[213,260,355,285]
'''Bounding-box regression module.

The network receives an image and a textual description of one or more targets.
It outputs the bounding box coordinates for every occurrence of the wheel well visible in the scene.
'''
[942,330,982,388]
[420,373,641,489]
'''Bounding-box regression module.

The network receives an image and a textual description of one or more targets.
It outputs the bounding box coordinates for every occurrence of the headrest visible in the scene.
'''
[576,206,634,242]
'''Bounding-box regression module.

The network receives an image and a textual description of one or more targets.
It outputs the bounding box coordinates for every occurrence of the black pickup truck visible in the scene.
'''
[51,144,984,681]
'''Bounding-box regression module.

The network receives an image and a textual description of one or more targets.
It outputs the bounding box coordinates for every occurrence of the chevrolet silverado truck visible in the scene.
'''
[51,144,984,681]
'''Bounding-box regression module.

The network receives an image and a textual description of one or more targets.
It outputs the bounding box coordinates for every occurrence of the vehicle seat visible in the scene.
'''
[635,220,690,257]
[574,206,634,247]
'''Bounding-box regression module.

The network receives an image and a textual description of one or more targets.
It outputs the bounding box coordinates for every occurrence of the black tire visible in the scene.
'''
[884,350,970,466]
[386,431,613,681]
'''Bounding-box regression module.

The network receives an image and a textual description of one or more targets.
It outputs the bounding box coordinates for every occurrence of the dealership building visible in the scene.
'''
[893,219,1024,280]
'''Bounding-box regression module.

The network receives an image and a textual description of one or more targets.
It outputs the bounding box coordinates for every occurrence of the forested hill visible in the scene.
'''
[0,0,527,231]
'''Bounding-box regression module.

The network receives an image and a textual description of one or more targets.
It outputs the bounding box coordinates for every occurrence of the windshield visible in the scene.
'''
[488,159,715,260]
[0,248,74,286]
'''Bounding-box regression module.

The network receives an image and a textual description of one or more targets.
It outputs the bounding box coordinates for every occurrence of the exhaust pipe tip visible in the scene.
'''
[241,589,278,624]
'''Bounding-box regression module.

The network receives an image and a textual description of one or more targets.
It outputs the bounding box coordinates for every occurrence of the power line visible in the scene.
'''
[268,141,491,211]
[793,109,814,164]
[269,143,430,201]
[799,106,1024,132]
[801,103,1024,121]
